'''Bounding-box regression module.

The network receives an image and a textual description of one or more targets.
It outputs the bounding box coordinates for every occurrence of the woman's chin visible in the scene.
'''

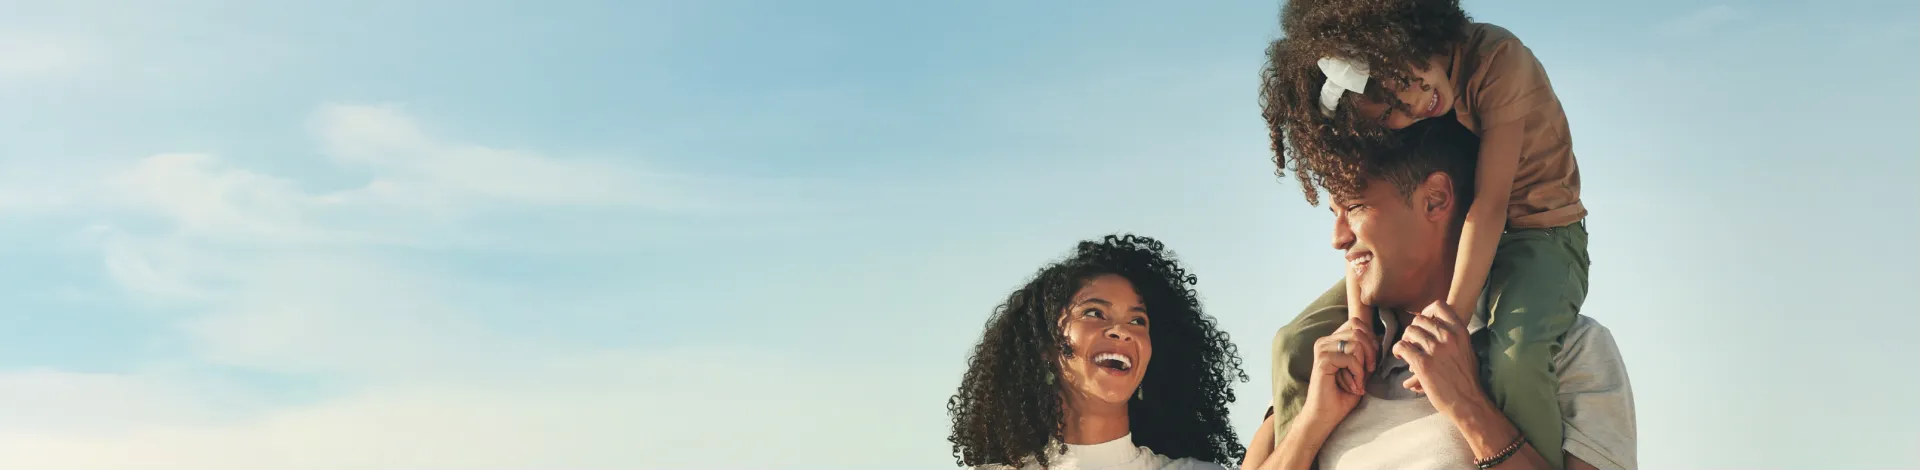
[1087,381,1142,405]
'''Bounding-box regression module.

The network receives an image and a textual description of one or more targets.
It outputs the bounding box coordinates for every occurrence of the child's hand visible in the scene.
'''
[1340,271,1376,395]
[1442,299,1474,326]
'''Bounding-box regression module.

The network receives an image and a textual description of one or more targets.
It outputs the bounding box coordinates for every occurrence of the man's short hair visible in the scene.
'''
[1344,118,1480,222]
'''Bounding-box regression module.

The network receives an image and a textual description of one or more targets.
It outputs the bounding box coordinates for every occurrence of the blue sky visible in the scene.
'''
[0,0,1913,468]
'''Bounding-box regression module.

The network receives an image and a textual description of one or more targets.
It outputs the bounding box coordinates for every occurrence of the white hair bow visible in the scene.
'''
[1316,57,1370,117]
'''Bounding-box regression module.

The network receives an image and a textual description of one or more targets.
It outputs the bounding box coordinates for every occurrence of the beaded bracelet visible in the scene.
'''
[1474,434,1527,469]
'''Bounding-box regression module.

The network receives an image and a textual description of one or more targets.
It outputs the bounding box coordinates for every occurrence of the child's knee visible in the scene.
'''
[1271,314,1340,378]
[1271,324,1318,364]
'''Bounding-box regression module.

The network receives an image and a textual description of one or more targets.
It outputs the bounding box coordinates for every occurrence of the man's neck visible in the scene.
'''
[1387,244,1460,323]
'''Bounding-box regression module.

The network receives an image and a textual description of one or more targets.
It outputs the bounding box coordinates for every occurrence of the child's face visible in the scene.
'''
[1351,55,1455,130]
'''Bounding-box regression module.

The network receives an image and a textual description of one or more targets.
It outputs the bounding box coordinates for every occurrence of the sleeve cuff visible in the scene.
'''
[1564,428,1633,470]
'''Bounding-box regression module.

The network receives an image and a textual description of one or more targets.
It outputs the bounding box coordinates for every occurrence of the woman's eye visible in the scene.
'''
[1130,317,1148,326]
[1082,308,1103,319]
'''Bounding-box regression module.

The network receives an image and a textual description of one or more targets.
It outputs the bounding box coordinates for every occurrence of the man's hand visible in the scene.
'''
[1305,316,1376,422]
[1329,316,1379,398]
[1253,324,1377,470]
[1392,301,1490,418]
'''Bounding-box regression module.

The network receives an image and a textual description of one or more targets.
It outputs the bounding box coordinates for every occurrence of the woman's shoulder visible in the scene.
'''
[1152,455,1229,471]
[1148,453,1227,470]
[969,459,1037,470]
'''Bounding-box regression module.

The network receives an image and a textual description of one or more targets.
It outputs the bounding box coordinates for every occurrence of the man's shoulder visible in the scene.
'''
[1567,315,1618,348]
[1554,315,1627,372]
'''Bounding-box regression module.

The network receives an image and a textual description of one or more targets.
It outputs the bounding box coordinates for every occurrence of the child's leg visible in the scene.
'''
[1268,277,1350,446]
[1484,222,1590,469]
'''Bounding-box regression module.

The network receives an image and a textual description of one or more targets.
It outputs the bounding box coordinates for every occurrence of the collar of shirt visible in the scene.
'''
[1364,288,1491,399]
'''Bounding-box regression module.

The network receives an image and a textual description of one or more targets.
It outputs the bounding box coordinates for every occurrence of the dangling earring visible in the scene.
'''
[1135,387,1145,401]
[1045,371,1055,385]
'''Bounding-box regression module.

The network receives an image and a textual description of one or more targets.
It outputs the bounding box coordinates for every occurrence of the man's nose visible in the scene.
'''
[1332,215,1355,251]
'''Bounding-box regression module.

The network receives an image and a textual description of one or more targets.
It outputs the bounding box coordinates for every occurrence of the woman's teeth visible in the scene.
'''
[1093,352,1132,371]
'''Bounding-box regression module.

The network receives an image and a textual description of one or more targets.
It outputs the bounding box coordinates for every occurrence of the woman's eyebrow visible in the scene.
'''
[1074,298,1113,307]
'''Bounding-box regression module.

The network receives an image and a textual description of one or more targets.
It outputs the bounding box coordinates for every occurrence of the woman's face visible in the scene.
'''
[1057,274,1153,408]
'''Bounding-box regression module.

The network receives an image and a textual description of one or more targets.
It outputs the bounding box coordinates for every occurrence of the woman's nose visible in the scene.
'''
[1105,326,1132,342]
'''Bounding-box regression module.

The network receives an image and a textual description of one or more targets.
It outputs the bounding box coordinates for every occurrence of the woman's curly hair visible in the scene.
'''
[1259,0,1472,206]
[946,234,1246,468]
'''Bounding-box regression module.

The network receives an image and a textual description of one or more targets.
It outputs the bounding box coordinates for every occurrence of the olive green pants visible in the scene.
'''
[1269,221,1589,468]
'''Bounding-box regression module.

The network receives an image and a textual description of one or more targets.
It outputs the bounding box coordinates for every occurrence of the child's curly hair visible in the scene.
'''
[1259,0,1472,205]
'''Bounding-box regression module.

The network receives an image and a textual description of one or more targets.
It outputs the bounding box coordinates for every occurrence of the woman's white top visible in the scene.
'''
[979,433,1225,470]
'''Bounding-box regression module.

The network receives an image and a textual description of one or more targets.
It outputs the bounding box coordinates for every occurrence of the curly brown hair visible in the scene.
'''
[1259,0,1472,206]
[946,234,1245,469]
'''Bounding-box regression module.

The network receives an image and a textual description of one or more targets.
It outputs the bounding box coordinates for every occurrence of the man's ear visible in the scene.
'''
[1420,171,1455,221]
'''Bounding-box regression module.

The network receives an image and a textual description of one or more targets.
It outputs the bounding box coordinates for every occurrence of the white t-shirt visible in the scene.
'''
[978,434,1226,470]
[1314,311,1638,469]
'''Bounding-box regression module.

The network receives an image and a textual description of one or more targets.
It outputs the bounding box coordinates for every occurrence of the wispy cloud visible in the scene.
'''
[3,103,792,244]
[27,103,805,375]
[0,33,101,83]
[0,104,893,468]
[311,104,701,213]
[1656,5,1748,37]
[0,350,954,468]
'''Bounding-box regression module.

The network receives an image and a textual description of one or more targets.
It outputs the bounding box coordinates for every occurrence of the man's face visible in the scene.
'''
[1330,177,1446,309]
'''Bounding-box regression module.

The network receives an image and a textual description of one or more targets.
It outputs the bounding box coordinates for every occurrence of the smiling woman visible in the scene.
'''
[946,234,1246,470]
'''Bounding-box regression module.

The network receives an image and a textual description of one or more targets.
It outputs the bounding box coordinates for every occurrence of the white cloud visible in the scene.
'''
[1657,5,1748,37]
[0,350,955,469]
[0,103,792,246]
[46,104,752,375]
[311,104,713,214]
[0,33,100,82]
[0,103,875,467]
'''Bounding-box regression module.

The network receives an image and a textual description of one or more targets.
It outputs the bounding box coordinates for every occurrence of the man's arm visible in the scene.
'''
[1255,409,1341,470]
[1450,316,1638,469]
[1565,454,1601,470]
[1242,409,1276,470]
[1445,397,1554,469]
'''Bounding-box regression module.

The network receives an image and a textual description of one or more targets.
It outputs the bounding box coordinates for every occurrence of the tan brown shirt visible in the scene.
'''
[1448,23,1586,229]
